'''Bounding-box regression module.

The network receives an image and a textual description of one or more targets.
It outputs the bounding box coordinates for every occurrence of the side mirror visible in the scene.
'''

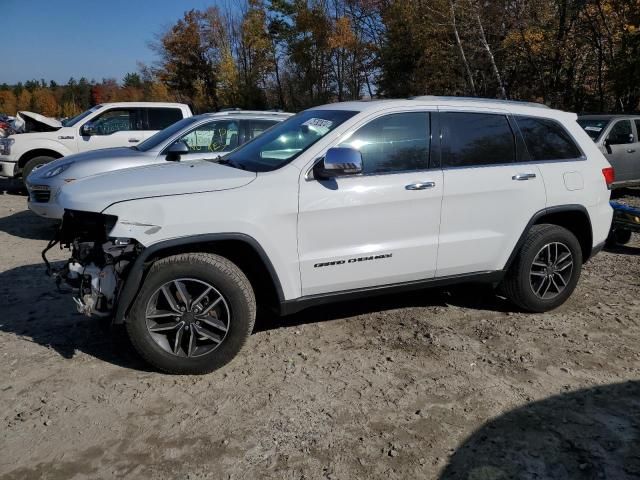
[166,141,190,161]
[81,122,96,136]
[314,147,363,179]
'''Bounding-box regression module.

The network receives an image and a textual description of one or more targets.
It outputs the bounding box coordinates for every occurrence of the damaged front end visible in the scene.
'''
[43,210,142,318]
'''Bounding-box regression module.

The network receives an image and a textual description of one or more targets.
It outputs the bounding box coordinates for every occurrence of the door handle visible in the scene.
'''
[512,173,536,181]
[128,138,140,143]
[405,181,436,190]
[627,149,636,153]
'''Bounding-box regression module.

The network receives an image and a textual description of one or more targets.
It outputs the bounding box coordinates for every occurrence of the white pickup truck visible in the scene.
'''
[0,102,192,183]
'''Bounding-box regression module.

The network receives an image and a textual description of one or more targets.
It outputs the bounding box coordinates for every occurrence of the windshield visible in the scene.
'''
[577,118,611,141]
[222,110,358,172]
[135,116,199,152]
[62,105,102,127]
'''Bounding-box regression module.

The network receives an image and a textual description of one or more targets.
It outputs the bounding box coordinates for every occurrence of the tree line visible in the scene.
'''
[2,0,638,118]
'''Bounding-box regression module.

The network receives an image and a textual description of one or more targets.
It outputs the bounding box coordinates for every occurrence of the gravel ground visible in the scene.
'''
[1,179,639,480]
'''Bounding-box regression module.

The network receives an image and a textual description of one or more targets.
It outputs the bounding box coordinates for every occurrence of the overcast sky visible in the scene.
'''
[2,0,223,85]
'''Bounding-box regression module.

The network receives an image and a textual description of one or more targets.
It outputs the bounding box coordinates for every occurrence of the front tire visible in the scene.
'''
[22,156,55,185]
[502,224,582,313]
[126,253,256,374]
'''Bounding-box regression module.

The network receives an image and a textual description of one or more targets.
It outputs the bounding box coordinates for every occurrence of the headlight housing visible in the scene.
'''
[0,138,14,156]
[44,162,73,178]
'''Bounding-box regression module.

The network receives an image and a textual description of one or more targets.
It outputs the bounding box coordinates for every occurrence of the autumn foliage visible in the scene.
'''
[1,0,638,118]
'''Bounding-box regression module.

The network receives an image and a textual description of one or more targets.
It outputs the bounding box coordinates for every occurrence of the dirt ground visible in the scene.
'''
[1,179,639,480]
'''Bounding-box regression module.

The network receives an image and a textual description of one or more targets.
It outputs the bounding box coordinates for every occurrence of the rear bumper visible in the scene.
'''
[0,160,18,178]
[587,201,613,255]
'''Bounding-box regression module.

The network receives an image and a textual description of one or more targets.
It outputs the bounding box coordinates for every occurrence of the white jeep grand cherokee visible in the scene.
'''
[46,97,614,374]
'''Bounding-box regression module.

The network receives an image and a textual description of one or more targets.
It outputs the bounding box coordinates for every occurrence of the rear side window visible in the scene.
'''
[516,116,582,160]
[146,108,183,130]
[243,120,277,142]
[635,120,640,139]
[339,112,430,174]
[440,112,515,167]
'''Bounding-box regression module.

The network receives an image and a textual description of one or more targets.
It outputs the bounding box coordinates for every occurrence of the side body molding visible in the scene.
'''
[113,233,285,324]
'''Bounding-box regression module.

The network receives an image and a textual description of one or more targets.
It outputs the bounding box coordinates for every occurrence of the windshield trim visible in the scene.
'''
[62,105,102,127]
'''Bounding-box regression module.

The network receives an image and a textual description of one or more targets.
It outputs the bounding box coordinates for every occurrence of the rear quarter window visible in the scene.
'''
[516,116,582,161]
[146,108,184,130]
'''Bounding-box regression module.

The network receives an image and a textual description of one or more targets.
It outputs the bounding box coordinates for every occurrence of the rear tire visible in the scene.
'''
[501,224,582,313]
[22,156,55,185]
[606,228,632,247]
[126,253,256,374]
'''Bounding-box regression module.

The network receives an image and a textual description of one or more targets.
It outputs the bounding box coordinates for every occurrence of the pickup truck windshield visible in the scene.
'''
[221,110,358,172]
[136,116,197,152]
[577,119,610,141]
[62,105,102,127]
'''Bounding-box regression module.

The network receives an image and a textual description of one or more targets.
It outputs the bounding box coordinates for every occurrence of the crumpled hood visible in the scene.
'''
[30,147,152,181]
[14,111,62,132]
[58,160,257,213]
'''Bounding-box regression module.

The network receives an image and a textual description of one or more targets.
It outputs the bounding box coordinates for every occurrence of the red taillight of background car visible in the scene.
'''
[602,167,615,189]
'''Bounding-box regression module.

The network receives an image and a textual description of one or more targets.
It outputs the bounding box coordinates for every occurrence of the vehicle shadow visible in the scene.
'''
[439,380,640,479]
[0,209,59,240]
[605,242,640,256]
[0,261,509,371]
[255,283,512,332]
[0,262,153,372]
[0,177,26,195]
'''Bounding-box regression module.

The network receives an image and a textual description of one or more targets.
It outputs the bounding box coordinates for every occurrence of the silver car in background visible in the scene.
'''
[26,110,292,218]
[578,114,640,188]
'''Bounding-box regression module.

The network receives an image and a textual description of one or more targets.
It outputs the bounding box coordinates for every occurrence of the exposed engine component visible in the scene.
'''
[43,210,141,319]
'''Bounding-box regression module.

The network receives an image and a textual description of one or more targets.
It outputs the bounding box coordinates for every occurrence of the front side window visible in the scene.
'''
[338,112,430,174]
[135,117,199,152]
[177,120,240,153]
[223,110,357,172]
[146,108,183,130]
[517,116,582,160]
[91,109,141,135]
[608,120,634,145]
[441,112,516,167]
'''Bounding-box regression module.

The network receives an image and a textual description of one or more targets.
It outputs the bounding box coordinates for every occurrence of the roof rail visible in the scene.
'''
[409,95,550,109]
[208,109,292,116]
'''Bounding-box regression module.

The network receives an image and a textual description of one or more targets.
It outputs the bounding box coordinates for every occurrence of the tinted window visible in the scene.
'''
[223,110,357,172]
[146,108,183,130]
[608,120,634,145]
[244,120,277,142]
[63,105,101,127]
[635,120,640,139]
[577,118,610,141]
[516,116,582,160]
[91,108,142,135]
[441,112,515,167]
[338,112,430,174]
[135,117,199,152]
[177,120,240,153]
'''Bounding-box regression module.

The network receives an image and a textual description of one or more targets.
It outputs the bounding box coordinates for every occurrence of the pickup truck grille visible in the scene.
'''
[30,186,51,203]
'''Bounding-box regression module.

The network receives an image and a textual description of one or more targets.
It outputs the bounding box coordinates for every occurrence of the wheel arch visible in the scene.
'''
[504,205,594,270]
[18,149,64,169]
[114,234,285,324]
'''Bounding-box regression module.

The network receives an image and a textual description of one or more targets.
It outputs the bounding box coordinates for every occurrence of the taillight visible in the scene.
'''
[602,167,615,189]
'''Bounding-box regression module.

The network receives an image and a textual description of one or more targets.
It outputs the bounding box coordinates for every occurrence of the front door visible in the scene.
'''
[603,119,637,182]
[77,107,144,153]
[298,111,443,296]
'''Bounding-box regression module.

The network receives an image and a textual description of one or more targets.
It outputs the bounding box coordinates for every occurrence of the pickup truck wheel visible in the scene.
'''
[22,156,55,184]
[126,253,256,374]
[502,224,582,313]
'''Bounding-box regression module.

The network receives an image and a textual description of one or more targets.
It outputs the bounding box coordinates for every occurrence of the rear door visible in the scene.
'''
[436,109,547,277]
